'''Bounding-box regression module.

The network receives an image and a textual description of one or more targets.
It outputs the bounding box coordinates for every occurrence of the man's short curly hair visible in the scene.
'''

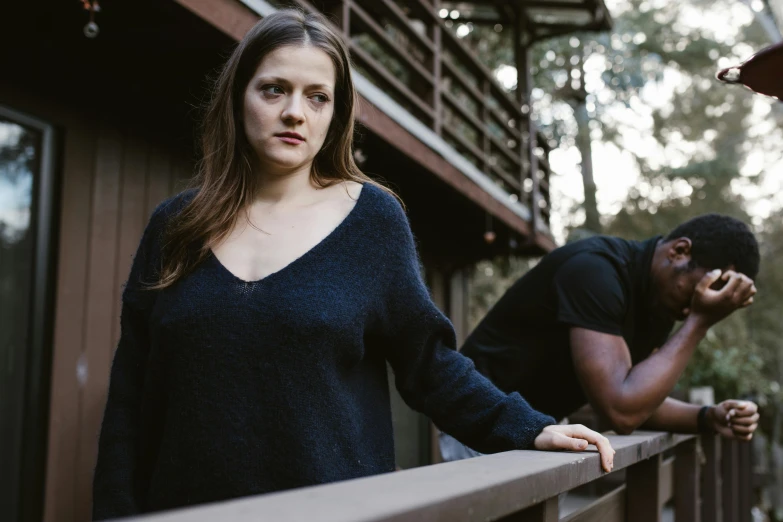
[665,214,760,279]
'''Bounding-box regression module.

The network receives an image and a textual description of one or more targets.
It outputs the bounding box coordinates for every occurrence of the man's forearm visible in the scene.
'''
[640,397,702,433]
[616,317,708,420]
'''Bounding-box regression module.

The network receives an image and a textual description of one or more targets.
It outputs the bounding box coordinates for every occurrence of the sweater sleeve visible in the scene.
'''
[92,198,174,520]
[375,197,555,453]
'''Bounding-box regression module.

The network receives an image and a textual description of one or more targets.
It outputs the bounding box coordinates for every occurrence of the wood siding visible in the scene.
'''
[55,127,189,522]
[2,84,471,519]
[0,85,191,522]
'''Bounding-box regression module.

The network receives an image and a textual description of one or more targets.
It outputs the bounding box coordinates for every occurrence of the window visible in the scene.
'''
[0,105,56,522]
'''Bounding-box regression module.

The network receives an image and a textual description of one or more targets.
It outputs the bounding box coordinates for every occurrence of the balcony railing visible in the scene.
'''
[280,0,553,232]
[120,431,753,522]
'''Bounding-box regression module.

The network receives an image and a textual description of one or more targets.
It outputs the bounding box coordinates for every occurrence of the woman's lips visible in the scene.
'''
[276,133,305,144]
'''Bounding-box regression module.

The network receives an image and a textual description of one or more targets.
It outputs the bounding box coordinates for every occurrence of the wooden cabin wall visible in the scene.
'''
[0,85,192,522]
[387,264,474,470]
[2,86,480,521]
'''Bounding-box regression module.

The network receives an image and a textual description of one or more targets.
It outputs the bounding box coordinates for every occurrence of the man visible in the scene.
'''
[442,214,760,460]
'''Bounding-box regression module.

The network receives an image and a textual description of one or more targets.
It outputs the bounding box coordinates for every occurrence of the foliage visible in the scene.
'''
[469,257,539,331]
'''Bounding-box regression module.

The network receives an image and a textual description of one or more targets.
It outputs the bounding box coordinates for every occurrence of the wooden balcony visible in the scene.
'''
[117,432,753,522]
[336,0,552,232]
[245,0,610,238]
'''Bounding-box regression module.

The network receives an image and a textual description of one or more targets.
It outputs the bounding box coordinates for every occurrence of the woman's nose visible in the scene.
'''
[281,95,305,123]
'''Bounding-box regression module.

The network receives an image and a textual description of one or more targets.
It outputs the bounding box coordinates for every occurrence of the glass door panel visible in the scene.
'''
[0,107,56,522]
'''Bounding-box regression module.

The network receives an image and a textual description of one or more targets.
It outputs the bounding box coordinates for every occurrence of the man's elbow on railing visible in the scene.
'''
[608,421,636,436]
[600,408,649,436]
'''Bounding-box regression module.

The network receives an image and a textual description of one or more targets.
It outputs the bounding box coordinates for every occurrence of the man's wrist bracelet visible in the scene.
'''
[697,405,712,433]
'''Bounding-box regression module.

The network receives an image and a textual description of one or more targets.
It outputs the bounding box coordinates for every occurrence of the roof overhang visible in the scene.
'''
[438,0,612,42]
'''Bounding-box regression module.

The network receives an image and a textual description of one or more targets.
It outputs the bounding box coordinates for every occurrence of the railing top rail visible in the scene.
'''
[121,432,695,522]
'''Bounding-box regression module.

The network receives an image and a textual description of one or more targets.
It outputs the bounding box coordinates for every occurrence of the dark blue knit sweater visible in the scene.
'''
[92,183,555,519]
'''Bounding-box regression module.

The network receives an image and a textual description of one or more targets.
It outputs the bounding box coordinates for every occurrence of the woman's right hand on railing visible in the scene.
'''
[533,424,615,473]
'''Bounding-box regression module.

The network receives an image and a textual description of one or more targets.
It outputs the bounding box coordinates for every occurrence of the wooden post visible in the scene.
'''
[319,0,349,35]
[627,454,662,522]
[500,497,559,522]
[513,7,527,199]
[432,0,442,135]
[737,441,752,522]
[514,9,539,236]
[722,439,739,522]
[427,264,446,465]
[341,0,351,37]
[482,80,491,175]
[701,434,723,522]
[675,438,700,522]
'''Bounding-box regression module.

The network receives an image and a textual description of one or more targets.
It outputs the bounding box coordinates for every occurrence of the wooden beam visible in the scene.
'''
[738,441,753,522]
[522,1,597,9]
[349,44,436,122]
[357,99,532,238]
[701,434,722,522]
[562,485,625,522]
[441,89,485,139]
[173,0,259,40]
[349,1,436,86]
[488,130,523,169]
[442,125,486,165]
[659,456,674,505]
[407,0,441,23]
[674,437,700,522]
[438,25,521,116]
[530,22,607,44]
[489,164,524,194]
[432,0,443,135]
[374,0,436,53]
[503,497,559,522]
[120,433,699,522]
[626,454,662,522]
[723,439,740,522]
[489,108,522,141]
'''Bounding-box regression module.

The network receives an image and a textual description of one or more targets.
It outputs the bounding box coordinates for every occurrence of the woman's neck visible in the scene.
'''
[254,163,321,206]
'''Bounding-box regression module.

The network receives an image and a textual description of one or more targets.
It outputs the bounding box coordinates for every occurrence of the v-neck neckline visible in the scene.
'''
[209,183,369,285]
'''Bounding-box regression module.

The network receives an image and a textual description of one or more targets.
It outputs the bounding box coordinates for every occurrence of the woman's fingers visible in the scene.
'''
[534,425,615,473]
[541,424,615,473]
[552,432,589,451]
[564,425,615,473]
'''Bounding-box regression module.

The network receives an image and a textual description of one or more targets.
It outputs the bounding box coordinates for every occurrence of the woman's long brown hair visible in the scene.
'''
[153,9,398,289]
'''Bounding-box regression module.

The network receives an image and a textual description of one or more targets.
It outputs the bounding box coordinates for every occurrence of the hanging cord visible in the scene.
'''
[81,0,101,38]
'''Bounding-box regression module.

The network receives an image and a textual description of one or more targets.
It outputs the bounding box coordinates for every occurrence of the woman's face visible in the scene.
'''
[243,45,336,176]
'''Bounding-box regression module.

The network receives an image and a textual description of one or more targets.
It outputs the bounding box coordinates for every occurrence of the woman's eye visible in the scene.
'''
[311,93,329,104]
[262,85,284,96]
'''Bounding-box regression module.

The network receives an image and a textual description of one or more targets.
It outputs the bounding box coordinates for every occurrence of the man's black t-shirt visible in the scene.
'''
[461,235,675,421]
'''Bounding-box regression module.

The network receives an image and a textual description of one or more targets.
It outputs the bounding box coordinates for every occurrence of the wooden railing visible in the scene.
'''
[289,0,553,231]
[121,432,753,522]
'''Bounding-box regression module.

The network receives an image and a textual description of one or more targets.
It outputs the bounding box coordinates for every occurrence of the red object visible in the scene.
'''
[716,41,783,100]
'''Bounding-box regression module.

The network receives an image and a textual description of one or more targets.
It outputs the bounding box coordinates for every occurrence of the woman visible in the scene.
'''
[93,9,614,519]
